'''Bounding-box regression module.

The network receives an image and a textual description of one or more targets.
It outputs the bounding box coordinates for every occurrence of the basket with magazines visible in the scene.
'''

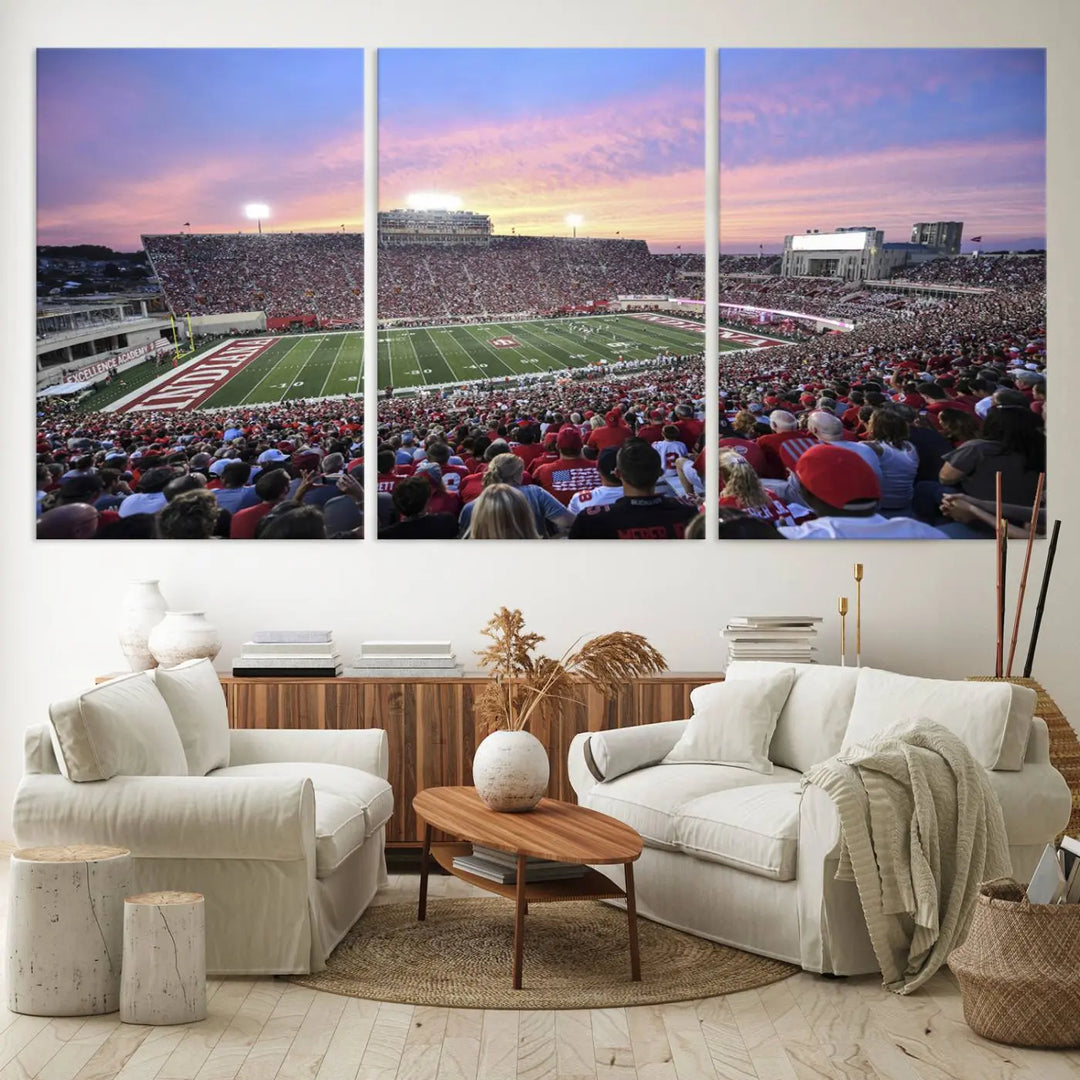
[948,878,1080,1047]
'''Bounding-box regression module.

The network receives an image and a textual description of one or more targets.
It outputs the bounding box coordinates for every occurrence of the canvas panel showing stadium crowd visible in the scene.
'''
[35,46,1045,542]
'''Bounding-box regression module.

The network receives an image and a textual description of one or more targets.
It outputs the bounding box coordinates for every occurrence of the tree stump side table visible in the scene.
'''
[120,891,207,1026]
[6,844,132,1016]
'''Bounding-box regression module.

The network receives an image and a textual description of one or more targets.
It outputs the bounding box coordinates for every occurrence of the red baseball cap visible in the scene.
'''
[794,445,880,512]
[556,428,582,452]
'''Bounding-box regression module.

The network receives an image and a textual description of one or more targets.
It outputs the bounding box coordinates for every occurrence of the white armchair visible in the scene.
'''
[13,662,392,975]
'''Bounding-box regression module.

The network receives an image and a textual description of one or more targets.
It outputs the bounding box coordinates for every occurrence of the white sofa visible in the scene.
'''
[568,663,1072,976]
[12,660,392,976]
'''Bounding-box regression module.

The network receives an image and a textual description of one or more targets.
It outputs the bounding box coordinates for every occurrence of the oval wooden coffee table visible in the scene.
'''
[413,786,643,990]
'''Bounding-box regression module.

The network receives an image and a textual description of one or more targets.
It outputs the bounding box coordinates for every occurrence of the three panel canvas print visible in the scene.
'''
[35,48,1045,541]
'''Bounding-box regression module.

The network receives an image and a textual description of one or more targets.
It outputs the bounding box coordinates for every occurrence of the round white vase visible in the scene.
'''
[118,580,168,671]
[147,611,222,670]
[472,729,550,812]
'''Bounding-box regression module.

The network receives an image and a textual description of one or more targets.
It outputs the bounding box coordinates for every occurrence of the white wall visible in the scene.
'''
[2,0,1077,841]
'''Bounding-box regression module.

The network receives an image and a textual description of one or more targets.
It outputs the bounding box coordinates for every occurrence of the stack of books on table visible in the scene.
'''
[723,616,822,665]
[232,631,341,678]
[345,641,463,679]
[452,844,587,885]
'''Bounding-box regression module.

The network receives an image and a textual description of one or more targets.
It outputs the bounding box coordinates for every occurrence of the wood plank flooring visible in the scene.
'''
[0,850,1075,1079]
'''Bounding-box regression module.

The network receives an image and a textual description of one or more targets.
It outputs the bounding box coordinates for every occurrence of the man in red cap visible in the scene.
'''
[531,427,601,507]
[779,445,946,539]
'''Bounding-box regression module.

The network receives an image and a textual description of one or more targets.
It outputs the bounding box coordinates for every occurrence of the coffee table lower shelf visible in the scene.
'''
[419,840,641,989]
[429,843,628,903]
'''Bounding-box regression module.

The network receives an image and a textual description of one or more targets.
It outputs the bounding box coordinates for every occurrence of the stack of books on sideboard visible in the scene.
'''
[232,631,341,677]
[345,641,463,678]
[723,615,822,665]
[452,845,586,884]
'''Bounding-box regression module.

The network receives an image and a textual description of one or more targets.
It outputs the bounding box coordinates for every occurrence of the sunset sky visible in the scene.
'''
[37,48,705,254]
[721,48,1046,253]
[37,49,364,250]
[378,49,705,252]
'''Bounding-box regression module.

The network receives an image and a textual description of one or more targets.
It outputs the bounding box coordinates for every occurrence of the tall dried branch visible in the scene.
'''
[565,633,667,700]
[474,609,667,732]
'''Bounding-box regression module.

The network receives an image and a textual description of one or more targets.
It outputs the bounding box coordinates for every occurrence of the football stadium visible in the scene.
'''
[36,211,1046,541]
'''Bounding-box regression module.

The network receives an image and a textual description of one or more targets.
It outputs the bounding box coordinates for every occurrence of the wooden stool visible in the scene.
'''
[7,844,131,1015]
[120,891,207,1025]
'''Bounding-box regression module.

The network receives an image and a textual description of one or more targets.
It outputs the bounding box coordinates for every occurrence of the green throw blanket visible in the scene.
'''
[803,719,1012,993]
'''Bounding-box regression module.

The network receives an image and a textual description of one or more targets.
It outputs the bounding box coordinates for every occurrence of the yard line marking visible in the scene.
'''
[315,334,349,399]
[280,334,330,401]
[420,327,467,384]
[240,335,311,405]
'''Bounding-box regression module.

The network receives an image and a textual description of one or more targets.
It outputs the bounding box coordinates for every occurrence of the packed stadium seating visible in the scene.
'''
[143,233,705,327]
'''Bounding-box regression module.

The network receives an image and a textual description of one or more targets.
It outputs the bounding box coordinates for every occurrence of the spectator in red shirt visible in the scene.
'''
[586,408,633,452]
[376,449,399,494]
[674,403,704,448]
[756,411,806,480]
[512,425,546,470]
[230,468,294,539]
[720,413,769,475]
[424,441,468,494]
[532,428,602,506]
[414,461,462,518]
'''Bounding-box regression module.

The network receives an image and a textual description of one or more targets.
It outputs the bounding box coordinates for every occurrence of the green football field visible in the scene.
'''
[195,314,712,408]
[75,314,735,413]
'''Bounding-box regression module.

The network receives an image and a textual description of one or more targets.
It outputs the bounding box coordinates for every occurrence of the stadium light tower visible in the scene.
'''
[565,214,584,238]
[244,203,270,234]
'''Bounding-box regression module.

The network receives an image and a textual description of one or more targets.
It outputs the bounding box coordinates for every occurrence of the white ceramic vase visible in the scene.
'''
[147,611,222,670]
[118,580,168,671]
[472,729,550,812]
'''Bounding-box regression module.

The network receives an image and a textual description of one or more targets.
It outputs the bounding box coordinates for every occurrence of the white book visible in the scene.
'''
[241,641,338,657]
[727,616,823,626]
[723,628,819,638]
[1027,843,1067,904]
[231,654,342,668]
[360,640,452,658]
[1058,835,1080,859]
[252,630,333,644]
[343,665,463,679]
[350,656,459,669]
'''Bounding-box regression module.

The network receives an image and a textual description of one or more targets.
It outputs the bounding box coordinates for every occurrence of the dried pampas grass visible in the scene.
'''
[475,607,667,732]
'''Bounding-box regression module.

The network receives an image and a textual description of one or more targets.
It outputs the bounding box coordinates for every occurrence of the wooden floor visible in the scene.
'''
[0,851,1076,1079]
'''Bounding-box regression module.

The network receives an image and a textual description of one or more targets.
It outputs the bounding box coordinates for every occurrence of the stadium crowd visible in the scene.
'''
[378,238,704,321]
[38,248,1046,540]
[144,233,365,326]
[143,233,704,330]
[894,253,1045,289]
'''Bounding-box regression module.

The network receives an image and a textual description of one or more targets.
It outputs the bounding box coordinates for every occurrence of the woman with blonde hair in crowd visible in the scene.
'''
[719,451,809,527]
[456,453,572,537]
[463,483,541,539]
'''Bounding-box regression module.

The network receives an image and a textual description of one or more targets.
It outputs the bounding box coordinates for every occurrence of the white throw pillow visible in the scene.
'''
[662,669,795,773]
[48,671,188,782]
[725,661,860,772]
[842,668,1036,771]
[150,658,230,775]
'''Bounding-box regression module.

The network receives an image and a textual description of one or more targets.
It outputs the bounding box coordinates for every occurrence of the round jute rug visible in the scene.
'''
[287,898,798,1009]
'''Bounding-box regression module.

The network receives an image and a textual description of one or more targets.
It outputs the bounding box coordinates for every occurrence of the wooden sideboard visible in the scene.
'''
[220,673,720,846]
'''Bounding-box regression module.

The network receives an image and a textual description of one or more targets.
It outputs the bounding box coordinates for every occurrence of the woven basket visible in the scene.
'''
[949,879,1080,1047]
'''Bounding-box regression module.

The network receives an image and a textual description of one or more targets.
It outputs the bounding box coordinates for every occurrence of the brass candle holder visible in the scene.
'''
[853,563,864,667]
[838,596,849,667]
